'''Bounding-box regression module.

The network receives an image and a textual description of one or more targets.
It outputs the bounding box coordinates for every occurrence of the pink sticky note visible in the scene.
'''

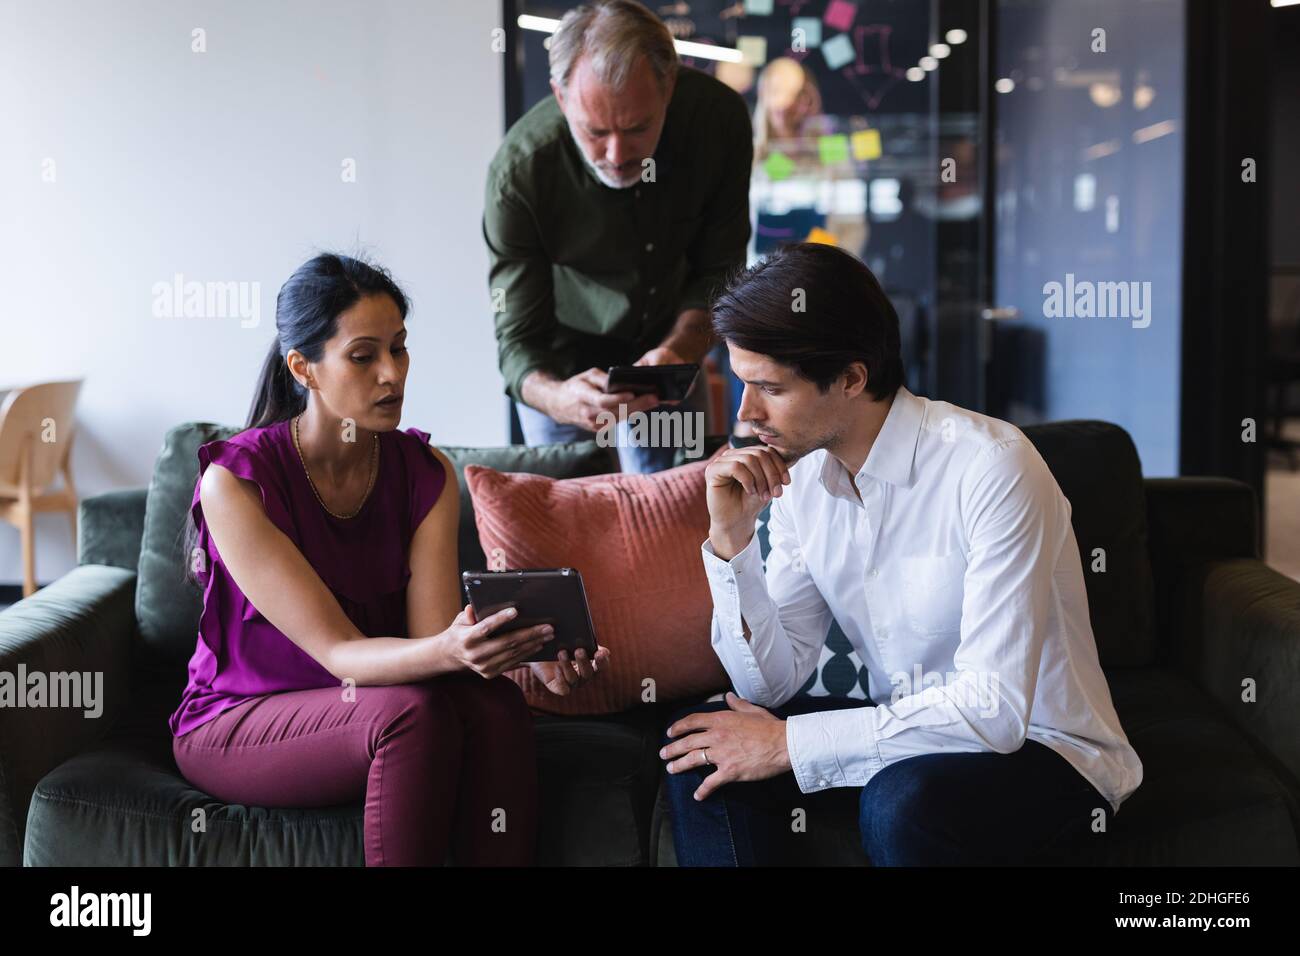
[823,0,858,33]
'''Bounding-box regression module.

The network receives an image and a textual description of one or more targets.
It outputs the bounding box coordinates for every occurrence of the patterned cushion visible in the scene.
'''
[753,502,871,700]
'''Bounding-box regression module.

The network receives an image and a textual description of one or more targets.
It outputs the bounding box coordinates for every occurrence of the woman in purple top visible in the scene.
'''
[169,253,610,866]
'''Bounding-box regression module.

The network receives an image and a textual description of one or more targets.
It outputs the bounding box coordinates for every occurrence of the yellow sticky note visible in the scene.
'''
[851,128,882,160]
[806,226,839,246]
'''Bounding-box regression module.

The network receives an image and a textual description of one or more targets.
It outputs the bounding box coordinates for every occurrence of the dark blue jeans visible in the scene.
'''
[662,694,1109,866]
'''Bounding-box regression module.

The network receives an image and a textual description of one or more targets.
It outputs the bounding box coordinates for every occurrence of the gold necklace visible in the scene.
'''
[292,414,378,519]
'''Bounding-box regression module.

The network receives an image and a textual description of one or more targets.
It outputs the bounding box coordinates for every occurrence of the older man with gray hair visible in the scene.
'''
[483,0,753,472]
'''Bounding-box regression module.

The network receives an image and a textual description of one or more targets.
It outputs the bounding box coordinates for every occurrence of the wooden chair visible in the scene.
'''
[0,380,83,597]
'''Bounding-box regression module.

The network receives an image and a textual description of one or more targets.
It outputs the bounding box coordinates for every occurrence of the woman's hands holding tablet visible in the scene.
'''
[527,645,612,697]
[439,603,556,679]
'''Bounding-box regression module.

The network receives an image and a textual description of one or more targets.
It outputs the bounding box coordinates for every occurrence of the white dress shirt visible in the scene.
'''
[700,385,1143,815]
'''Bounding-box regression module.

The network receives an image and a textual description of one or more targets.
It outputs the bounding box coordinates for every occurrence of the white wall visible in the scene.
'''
[0,0,508,586]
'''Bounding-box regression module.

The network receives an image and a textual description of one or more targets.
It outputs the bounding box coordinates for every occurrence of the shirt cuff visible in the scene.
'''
[504,360,552,408]
[701,533,768,609]
[701,534,772,701]
[786,707,884,793]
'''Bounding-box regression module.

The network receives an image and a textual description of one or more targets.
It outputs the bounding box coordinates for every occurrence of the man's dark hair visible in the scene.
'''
[711,242,904,400]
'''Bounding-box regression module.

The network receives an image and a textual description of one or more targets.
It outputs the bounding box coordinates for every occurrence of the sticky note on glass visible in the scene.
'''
[820,32,854,70]
[744,0,775,14]
[851,128,882,160]
[823,0,858,33]
[806,226,840,246]
[818,134,850,165]
[792,17,822,48]
[763,150,795,181]
[737,35,767,66]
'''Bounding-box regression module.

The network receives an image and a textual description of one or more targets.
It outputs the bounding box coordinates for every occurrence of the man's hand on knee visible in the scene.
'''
[660,691,793,801]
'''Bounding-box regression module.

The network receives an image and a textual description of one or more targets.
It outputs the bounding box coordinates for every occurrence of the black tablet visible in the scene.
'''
[604,363,700,402]
[461,568,599,664]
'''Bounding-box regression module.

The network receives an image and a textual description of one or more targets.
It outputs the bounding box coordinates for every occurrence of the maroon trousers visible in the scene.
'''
[172,672,539,866]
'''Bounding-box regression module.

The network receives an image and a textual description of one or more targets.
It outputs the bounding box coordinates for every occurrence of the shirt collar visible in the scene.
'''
[818,385,925,498]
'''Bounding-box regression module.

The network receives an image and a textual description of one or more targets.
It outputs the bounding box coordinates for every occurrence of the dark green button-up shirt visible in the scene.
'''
[483,66,753,405]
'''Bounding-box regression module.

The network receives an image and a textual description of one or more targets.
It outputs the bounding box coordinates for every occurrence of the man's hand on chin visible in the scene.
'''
[660,691,793,801]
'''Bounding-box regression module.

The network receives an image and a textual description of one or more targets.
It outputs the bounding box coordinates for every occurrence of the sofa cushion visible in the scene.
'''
[24,705,667,867]
[136,423,240,662]
[77,488,148,572]
[26,733,367,866]
[440,441,618,576]
[532,705,667,865]
[1019,420,1157,668]
[464,451,730,715]
[1074,666,1300,864]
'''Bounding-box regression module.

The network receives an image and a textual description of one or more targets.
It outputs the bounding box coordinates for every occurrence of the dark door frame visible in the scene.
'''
[1180,0,1271,523]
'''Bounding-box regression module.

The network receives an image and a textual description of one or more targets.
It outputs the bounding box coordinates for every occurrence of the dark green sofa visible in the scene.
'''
[2,419,1298,866]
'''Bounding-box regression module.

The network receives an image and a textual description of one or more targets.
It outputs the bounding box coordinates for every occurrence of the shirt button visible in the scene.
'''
[818,778,829,787]
[649,286,657,294]
[868,568,878,577]
[645,242,654,252]
[635,189,641,198]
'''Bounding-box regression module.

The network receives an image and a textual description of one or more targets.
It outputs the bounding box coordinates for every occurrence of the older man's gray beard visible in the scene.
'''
[571,129,642,188]
[584,154,640,189]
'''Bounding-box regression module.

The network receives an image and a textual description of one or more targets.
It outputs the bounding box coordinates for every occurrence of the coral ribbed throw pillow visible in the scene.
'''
[463,449,730,715]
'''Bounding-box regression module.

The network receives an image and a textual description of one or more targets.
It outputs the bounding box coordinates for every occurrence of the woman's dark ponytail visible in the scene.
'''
[181,251,410,588]
[246,334,306,429]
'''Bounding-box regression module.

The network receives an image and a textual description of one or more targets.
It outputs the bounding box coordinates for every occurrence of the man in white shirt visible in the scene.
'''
[659,242,1143,865]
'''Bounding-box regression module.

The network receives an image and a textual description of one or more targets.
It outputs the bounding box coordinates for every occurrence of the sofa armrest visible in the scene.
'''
[78,488,147,571]
[0,565,137,866]
[1188,558,1300,806]
[1143,477,1259,667]
[1144,477,1258,563]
